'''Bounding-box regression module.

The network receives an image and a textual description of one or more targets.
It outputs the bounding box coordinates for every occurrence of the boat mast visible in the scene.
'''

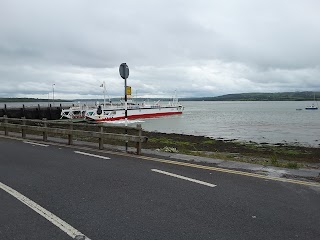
[103,81,106,108]
[176,90,178,103]
[173,90,177,105]
[136,90,138,104]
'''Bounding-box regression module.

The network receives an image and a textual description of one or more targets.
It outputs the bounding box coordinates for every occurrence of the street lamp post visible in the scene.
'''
[52,84,55,106]
[103,81,106,108]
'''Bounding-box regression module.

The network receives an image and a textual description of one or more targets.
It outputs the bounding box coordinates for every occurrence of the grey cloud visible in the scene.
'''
[0,0,320,99]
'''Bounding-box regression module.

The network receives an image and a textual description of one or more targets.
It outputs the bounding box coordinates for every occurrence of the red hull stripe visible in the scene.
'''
[89,111,182,122]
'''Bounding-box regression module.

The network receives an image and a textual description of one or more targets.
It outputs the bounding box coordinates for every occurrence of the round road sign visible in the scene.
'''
[119,63,129,79]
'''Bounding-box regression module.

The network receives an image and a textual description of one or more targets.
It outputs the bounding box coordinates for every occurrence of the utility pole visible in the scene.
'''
[52,84,55,106]
[103,81,106,108]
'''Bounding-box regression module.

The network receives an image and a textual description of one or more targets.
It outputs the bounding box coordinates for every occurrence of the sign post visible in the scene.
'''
[119,63,129,151]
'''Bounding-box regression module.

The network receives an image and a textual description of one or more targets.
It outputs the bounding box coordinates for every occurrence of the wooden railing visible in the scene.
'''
[0,116,147,154]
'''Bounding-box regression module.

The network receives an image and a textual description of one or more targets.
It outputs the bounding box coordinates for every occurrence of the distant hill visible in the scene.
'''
[180,91,320,101]
[2,91,319,102]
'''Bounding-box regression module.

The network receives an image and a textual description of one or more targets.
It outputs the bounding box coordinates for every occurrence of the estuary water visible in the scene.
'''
[137,101,320,147]
[1,101,319,147]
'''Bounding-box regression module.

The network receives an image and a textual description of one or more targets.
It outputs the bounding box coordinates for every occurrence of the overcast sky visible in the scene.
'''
[1,0,320,99]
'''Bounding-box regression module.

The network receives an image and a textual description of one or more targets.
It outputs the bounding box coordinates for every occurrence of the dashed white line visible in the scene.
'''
[74,151,110,160]
[0,181,91,240]
[23,141,49,147]
[151,169,217,188]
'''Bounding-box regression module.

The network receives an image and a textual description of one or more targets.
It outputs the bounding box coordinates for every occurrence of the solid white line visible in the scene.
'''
[74,151,110,160]
[151,169,217,187]
[0,181,91,240]
[23,141,49,147]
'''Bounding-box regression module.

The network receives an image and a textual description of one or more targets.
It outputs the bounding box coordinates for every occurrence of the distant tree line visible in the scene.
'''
[1,91,319,102]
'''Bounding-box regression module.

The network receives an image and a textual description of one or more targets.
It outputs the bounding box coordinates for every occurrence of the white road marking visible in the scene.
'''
[151,169,217,188]
[23,141,49,147]
[0,181,91,240]
[74,151,110,160]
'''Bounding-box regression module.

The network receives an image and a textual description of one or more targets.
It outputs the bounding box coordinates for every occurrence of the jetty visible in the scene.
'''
[0,104,67,120]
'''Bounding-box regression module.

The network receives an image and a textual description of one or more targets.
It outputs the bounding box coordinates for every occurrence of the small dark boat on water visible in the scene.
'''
[305,104,318,110]
[305,93,318,110]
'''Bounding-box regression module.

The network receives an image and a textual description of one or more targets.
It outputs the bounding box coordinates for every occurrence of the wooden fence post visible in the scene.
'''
[68,120,73,145]
[4,115,8,136]
[136,124,142,155]
[48,104,52,120]
[21,117,26,138]
[22,104,25,118]
[37,104,41,119]
[99,125,104,150]
[43,118,48,141]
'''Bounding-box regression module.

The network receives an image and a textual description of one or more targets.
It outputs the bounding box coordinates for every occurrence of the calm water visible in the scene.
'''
[1,101,319,147]
[138,101,320,147]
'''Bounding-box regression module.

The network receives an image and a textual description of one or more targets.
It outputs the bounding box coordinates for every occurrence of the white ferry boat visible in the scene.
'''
[60,104,89,119]
[85,99,183,122]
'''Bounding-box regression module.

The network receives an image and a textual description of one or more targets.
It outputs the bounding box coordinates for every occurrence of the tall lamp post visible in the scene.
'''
[52,84,55,106]
[102,81,106,107]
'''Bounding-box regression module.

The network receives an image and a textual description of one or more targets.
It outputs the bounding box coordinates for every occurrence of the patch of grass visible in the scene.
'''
[148,137,176,145]
[182,149,304,169]
[176,141,193,147]
[272,147,304,156]
[202,139,216,145]
[149,137,196,149]
[271,155,281,167]
[268,154,301,169]
[286,162,299,169]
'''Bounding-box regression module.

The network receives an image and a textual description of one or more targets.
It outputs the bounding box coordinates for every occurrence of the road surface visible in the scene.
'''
[0,137,319,239]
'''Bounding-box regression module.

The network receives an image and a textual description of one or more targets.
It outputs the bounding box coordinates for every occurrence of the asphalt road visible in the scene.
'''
[0,137,319,240]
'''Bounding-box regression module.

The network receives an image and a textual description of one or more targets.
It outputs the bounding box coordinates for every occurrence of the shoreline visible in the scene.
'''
[143,131,320,169]
[1,119,319,169]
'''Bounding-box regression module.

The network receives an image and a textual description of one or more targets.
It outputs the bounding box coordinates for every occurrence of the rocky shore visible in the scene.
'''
[143,131,320,169]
